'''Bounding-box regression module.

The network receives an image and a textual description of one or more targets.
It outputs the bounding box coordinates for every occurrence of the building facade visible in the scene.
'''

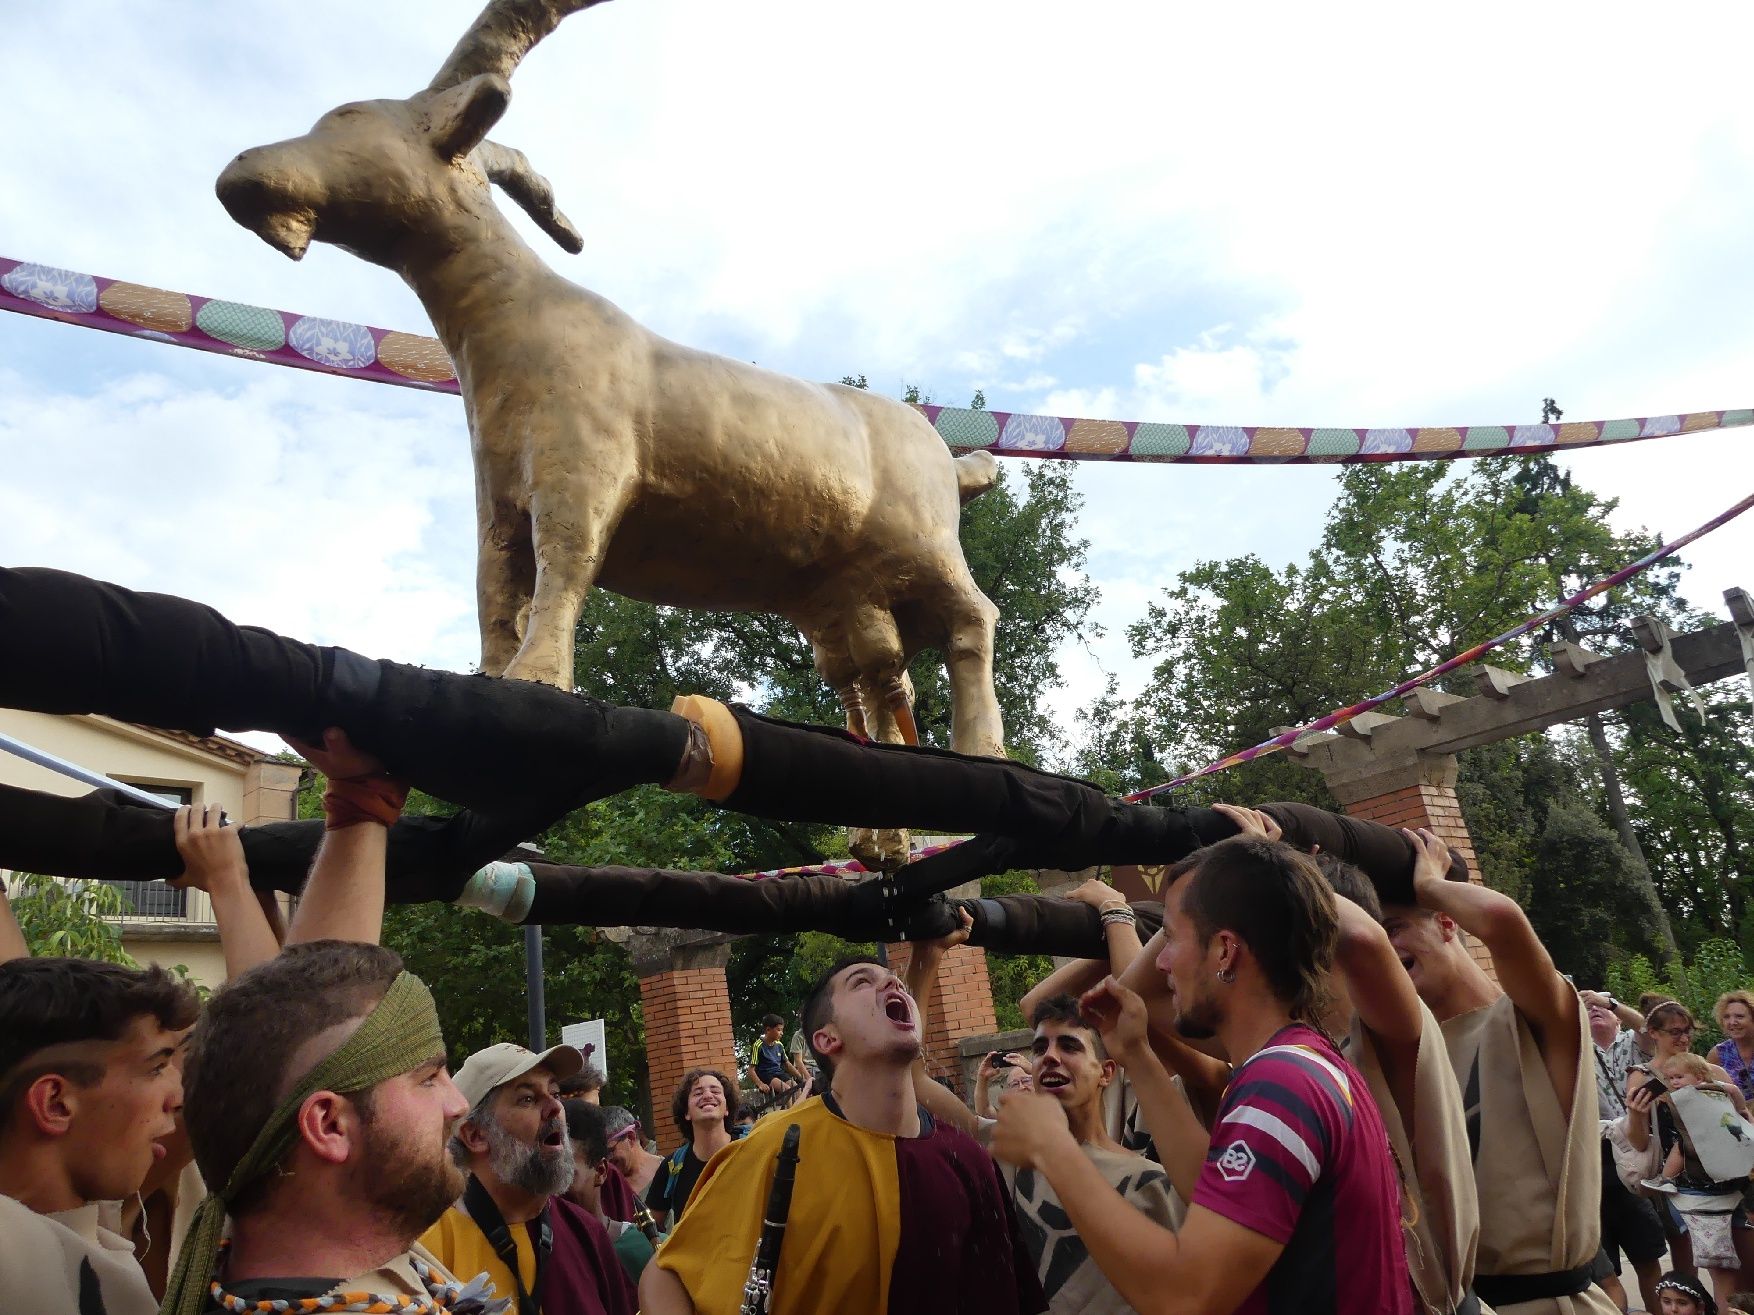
[0,709,301,988]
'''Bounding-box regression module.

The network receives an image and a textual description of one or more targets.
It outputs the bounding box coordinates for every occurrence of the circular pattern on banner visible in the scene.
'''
[98,282,192,333]
[998,413,1067,451]
[1065,418,1129,455]
[1413,427,1463,453]
[196,300,286,352]
[289,316,377,369]
[1361,428,1413,455]
[2,263,98,313]
[1510,424,1554,448]
[1641,415,1681,437]
[1129,423,1190,457]
[1248,427,1306,458]
[934,407,1000,450]
[1556,422,1600,446]
[1307,428,1361,458]
[1463,426,1510,452]
[1191,425,1249,456]
[1600,418,1643,442]
[378,331,456,383]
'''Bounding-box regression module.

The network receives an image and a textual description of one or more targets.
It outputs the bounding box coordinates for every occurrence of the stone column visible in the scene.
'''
[885,939,998,1096]
[241,758,301,825]
[630,930,738,1131]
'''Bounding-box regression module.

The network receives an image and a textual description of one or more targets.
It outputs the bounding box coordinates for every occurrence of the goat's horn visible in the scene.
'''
[428,0,609,91]
[473,141,584,254]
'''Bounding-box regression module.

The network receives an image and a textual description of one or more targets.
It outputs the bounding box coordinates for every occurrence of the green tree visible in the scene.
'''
[1115,457,1727,969]
[9,874,135,963]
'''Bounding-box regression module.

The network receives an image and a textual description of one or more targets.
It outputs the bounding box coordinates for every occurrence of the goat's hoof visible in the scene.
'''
[849,825,910,873]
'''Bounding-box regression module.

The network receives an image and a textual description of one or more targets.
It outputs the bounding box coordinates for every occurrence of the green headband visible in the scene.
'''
[160,970,445,1315]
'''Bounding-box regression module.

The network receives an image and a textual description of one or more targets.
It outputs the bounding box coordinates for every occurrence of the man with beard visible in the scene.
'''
[158,941,477,1315]
[1382,829,1619,1315]
[422,1042,637,1315]
[641,956,1045,1314]
[992,835,1412,1315]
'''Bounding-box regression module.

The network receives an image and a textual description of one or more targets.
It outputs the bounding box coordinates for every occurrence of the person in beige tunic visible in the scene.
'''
[0,1194,161,1315]
[1383,829,1619,1315]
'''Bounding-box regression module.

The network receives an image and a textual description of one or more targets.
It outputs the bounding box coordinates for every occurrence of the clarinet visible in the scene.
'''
[739,1123,803,1315]
[633,1202,663,1247]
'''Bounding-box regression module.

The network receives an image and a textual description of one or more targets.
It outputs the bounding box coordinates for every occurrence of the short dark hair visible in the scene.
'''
[1030,993,1106,1058]
[670,1067,739,1135]
[760,1013,785,1031]
[1179,837,1338,1024]
[185,941,406,1213]
[1313,853,1383,922]
[563,1098,609,1165]
[0,957,199,1116]
[800,955,881,1074]
[558,1062,606,1097]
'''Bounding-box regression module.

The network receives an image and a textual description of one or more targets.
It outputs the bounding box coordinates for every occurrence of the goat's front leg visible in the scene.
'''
[476,496,535,677]
[503,468,626,691]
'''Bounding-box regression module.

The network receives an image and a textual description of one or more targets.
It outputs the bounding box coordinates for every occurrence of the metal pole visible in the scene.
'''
[524,923,547,1051]
[0,730,180,811]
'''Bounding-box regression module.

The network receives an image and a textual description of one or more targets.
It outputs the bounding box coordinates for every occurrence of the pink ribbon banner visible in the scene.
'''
[5,255,1752,466]
[746,486,1754,879]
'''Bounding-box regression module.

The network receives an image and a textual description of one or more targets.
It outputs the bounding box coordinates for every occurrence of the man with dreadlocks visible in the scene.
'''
[1383,829,1618,1315]
[993,835,1412,1315]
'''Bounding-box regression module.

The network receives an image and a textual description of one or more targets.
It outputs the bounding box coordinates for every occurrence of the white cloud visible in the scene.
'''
[2,0,1752,772]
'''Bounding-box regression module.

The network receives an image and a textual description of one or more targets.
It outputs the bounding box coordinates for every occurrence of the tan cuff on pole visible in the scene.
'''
[669,695,745,802]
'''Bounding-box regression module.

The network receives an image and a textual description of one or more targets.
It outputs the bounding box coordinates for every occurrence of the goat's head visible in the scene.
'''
[216,0,603,267]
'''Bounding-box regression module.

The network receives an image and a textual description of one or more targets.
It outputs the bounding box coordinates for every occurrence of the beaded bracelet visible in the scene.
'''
[1100,906,1137,926]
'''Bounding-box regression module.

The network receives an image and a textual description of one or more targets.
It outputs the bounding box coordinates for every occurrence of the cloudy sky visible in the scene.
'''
[4,1,1752,765]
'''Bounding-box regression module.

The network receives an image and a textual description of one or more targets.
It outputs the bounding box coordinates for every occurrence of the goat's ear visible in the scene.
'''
[426,73,511,161]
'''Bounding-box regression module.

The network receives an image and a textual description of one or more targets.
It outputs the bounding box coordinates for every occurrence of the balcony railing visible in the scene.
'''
[101,880,215,925]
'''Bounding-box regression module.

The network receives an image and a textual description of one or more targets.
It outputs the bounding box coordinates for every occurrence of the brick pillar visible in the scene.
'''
[1331,755,1495,976]
[885,941,998,1096]
[631,932,737,1133]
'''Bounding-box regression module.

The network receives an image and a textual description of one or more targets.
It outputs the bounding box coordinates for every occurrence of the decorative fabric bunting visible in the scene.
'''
[6,254,1752,466]
[745,487,1754,879]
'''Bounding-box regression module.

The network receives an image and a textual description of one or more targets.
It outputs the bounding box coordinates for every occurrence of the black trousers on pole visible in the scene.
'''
[0,566,1463,903]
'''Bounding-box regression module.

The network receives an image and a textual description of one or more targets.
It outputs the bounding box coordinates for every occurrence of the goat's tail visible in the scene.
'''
[954,451,999,504]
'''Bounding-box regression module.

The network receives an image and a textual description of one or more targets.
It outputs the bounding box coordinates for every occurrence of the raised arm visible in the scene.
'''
[992,1077,1281,1315]
[283,729,406,946]
[1580,988,1646,1036]
[902,909,981,1136]
[0,878,28,963]
[1019,957,1108,1026]
[171,804,279,978]
[1080,976,1208,1202]
[1406,827,1581,1111]
[1118,927,1231,1123]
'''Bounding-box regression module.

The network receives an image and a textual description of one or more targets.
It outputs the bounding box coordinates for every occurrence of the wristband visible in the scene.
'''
[1100,906,1137,926]
[323,774,410,830]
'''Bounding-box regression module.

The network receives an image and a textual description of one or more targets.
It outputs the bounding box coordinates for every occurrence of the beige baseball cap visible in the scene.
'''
[453,1041,584,1109]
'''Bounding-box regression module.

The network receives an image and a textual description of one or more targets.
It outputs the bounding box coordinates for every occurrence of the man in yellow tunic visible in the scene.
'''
[641,955,1045,1315]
